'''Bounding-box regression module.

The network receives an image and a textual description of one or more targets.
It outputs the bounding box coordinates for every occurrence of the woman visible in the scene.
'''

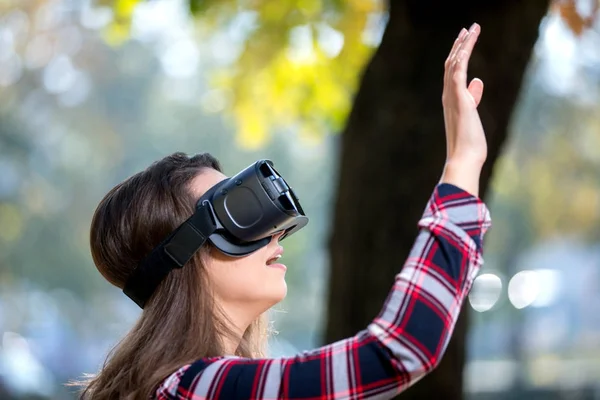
[79,23,490,399]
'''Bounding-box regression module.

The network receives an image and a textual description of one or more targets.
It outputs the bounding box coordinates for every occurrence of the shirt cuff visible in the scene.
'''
[420,183,492,252]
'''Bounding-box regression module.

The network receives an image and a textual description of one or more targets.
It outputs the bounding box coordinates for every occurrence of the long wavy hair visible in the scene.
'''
[74,152,268,400]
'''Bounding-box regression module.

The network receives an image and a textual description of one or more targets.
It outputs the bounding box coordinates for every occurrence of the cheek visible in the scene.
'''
[209,255,287,305]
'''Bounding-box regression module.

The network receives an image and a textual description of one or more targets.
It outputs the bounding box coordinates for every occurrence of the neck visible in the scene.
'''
[221,334,242,356]
[217,303,254,355]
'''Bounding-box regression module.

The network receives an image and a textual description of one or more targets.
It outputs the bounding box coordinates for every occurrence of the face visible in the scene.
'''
[189,169,288,327]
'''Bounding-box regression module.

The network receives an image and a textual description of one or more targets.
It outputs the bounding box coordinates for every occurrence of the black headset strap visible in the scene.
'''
[123,202,217,309]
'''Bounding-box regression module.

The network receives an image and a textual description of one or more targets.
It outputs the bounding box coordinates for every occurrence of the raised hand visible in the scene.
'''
[440,23,487,197]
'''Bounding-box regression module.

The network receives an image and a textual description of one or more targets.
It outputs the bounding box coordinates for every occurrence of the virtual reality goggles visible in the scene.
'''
[123,159,309,308]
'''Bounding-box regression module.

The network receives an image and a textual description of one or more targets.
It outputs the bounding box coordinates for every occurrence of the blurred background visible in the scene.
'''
[0,0,599,399]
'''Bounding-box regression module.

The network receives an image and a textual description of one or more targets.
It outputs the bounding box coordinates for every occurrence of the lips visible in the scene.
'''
[266,247,284,265]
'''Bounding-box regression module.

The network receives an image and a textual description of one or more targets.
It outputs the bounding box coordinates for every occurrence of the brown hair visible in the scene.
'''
[75,152,268,400]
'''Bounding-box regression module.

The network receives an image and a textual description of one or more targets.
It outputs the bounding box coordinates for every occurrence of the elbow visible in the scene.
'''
[429,336,452,372]
[430,353,444,371]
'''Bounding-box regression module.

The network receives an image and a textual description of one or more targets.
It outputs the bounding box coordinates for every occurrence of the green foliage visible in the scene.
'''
[101,0,382,149]
[489,98,600,249]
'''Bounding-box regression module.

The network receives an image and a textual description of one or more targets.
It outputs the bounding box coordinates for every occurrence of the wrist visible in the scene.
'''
[440,159,483,197]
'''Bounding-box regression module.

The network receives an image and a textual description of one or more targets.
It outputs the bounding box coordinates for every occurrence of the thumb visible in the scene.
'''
[468,78,484,107]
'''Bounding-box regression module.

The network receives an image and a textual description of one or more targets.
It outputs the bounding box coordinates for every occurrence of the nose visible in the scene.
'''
[272,231,285,242]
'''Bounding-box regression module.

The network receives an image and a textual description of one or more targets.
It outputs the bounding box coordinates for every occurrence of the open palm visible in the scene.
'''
[442,24,487,167]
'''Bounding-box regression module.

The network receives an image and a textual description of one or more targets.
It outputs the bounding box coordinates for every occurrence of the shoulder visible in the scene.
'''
[155,363,192,399]
[154,357,234,399]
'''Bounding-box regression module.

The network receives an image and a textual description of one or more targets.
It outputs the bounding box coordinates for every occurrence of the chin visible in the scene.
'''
[271,285,288,305]
[263,284,288,309]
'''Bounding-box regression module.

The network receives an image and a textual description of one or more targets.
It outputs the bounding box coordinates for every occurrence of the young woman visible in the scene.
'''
[79,23,490,399]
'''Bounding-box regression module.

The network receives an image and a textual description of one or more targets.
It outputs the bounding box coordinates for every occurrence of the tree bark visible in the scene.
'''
[325,1,551,399]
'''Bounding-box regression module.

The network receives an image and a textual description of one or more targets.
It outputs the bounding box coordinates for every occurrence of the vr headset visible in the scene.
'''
[123,159,309,309]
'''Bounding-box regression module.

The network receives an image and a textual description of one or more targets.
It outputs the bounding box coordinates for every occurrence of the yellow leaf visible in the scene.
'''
[235,104,268,150]
[491,152,521,198]
[552,0,598,36]
[297,0,322,18]
[569,182,599,230]
[0,203,23,243]
[114,0,138,20]
[102,22,131,46]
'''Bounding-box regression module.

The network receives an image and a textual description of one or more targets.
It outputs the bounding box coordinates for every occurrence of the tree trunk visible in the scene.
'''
[325,1,551,399]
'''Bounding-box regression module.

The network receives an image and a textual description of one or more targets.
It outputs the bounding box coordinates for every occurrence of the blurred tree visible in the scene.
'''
[325,2,552,399]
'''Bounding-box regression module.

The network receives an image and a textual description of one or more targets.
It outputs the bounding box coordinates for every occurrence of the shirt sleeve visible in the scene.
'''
[155,183,492,400]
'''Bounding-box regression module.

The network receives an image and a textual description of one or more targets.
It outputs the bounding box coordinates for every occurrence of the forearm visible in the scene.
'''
[441,159,483,198]
[366,182,490,394]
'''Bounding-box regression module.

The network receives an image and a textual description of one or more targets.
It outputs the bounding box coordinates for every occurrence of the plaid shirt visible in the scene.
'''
[155,183,491,399]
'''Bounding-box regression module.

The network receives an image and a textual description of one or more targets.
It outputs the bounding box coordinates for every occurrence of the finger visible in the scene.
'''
[468,78,484,106]
[453,24,480,84]
[445,28,468,83]
[446,28,468,67]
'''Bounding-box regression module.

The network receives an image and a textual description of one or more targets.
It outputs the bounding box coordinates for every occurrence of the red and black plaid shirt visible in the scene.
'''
[155,183,491,399]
